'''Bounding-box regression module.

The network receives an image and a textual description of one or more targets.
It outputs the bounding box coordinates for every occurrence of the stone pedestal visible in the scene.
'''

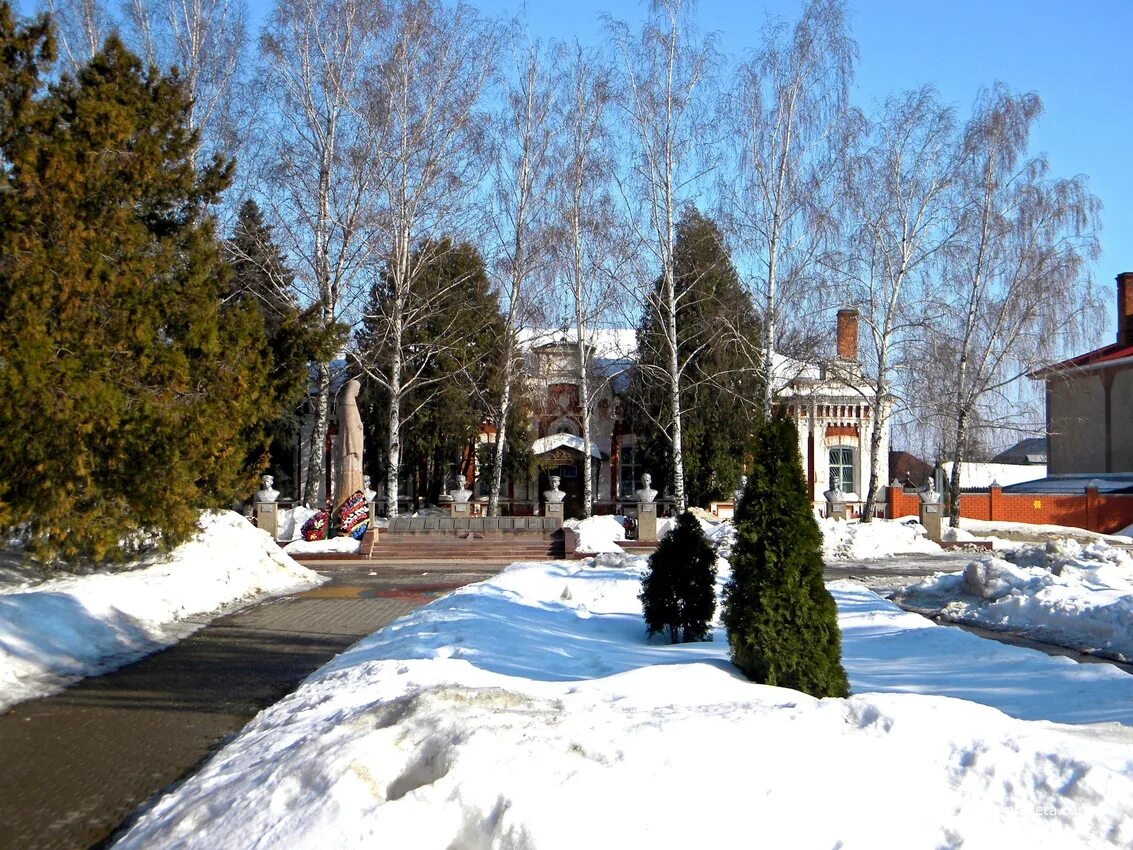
[826,499,847,520]
[254,502,279,541]
[545,502,564,526]
[637,501,658,542]
[453,501,469,517]
[919,498,943,543]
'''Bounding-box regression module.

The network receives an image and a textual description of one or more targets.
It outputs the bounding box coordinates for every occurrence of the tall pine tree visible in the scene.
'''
[225,199,344,496]
[0,26,274,562]
[723,410,849,698]
[627,206,763,506]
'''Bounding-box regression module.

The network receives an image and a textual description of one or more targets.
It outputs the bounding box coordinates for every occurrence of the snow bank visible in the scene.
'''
[115,556,1133,849]
[282,536,361,555]
[0,511,323,709]
[821,516,942,559]
[563,515,626,553]
[900,539,1133,661]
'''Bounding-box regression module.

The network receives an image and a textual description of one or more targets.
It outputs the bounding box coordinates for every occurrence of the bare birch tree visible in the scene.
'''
[484,29,556,517]
[125,0,248,164]
[39,0,115,69]
[833,87,958,520]
[553,42,622,518]
[356,0,495,519]
[607,0,715,513]
[724,0,854,417]
[259,0,384,507]
[931,86,1101,526]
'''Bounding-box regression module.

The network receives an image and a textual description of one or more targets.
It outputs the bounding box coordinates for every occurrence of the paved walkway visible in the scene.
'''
[0,563,502,850]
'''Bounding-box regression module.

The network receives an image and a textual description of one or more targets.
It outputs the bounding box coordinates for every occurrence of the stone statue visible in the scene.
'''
[362,474,377,503]
[335,379,364,506]
[449,481,473,503]
[733,474,747,506]
[254,473,279,504]
[543,475,566,503]
[635,473,657,503]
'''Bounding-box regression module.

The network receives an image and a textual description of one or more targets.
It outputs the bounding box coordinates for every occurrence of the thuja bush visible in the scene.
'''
[722,411,849,698]
[640,511,718,643]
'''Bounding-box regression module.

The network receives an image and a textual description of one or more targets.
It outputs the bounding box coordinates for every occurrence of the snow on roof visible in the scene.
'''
[517,327,637,361]
[941,461,1048,489]
[531,433,605,460]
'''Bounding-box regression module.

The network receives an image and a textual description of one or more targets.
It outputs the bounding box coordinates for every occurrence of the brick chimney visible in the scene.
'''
[1118,272,1133,346]
[836,308,858,360]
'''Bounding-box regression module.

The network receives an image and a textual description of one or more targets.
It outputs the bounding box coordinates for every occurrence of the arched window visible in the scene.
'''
[549,418,578,437]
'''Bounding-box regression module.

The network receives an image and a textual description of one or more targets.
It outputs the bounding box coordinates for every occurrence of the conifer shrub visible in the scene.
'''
[722,411,849,698]
[640,511,718,643]
[0,28,275,563]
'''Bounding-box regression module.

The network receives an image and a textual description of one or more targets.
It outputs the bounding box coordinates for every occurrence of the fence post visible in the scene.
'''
[989,483,1002,522]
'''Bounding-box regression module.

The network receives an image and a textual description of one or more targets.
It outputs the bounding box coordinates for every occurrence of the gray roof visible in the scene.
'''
[1002,474,1133,495]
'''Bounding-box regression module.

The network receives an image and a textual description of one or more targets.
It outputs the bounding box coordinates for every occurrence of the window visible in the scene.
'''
[829,447,854,493]
[619,445,642,498]
[552,420,577,436]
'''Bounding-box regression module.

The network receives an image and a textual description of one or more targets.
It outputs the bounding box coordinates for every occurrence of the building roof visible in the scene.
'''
[991,437,1048,465]
[531,433,605,460]
[1031,340,1133,378]
[941,461,1048,489]
[1002,474,1133,495]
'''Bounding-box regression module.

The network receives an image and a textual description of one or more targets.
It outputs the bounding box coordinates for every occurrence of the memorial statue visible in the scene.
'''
[635,472,657,503]
[449,481,473,503]
[335,379,364,506]
[362,474,377,503]
[543,475,566,503]
[254,473,279,504]
[733,474,747,507]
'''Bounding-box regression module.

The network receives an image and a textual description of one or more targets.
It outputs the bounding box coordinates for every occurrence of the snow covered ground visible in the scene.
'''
[0,511,324,709]
[115,551,1133,849]
[899,539,1133,662]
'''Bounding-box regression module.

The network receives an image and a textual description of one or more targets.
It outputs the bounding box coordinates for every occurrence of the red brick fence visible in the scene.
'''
[887,484,1133,536]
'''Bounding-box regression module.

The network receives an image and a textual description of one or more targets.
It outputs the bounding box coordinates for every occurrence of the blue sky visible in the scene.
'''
[470,0,1131,346]
[22,0,1128,344]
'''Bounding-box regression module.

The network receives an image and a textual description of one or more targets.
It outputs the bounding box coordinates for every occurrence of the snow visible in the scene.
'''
[0,511,324,709]
[283,536,362,555]
[941,460,1048,488]
[957,517,1132,545]
[563,515,626,553]
[530,433,605,460]
[899,539,1133,662]
[115,552,1133,849]
[821,516,943,558]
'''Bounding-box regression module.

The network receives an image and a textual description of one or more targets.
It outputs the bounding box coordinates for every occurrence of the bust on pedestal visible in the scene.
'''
[824,473,847,520]
[254,474,280,540]
[635,473,658,542]
[918,483,943,543]
[543,475,566,524]
[450,482,473,515]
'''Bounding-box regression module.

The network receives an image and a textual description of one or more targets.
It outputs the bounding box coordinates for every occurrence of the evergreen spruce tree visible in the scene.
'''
[722,411,849,697]
[627,206,763,506]
[225,199,343,493]
[0,27,274,563]
[640,511,718,643]
[357,239,529,507]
